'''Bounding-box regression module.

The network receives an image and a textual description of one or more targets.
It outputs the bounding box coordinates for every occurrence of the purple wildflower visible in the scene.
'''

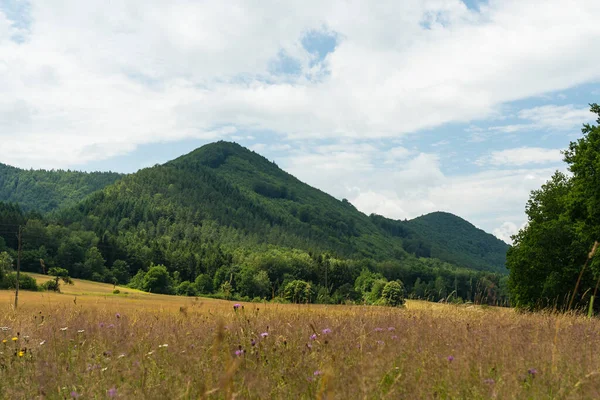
[99,322,105,328]
[70,391,80,398]
[251,339,256,346]
[321,328,332,334]
[374,328,384,332]
[108,387,117,397]
[261,332,268,338]
[388,327,395,331]
[233,304,240,310]
[391,335,398,340]
[376,340,385,345]
[115,313,121,319]
[235,349,244,357]
[108,324,115,329]
[483,378,495,385]
[310,334,317,340]
[313,370,322,376]
[447,356,455,362]
[528,368,538,376]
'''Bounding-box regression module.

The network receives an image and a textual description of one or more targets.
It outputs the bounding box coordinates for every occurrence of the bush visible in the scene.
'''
[142,265,173,294]
[194,274,213,294]
[2,272,39,291]
[176,281,197,296]
[42,280,60,292]
[379,280,405,307]
[113,289,121,294]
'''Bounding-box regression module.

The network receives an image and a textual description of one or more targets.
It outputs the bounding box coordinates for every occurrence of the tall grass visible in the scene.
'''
[1,292,600,399]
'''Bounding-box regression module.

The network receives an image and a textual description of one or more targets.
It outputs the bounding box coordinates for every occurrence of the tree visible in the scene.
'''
[380,280,405,307]
[507,104,600,309]
[142,264,173,294]
[176,280,197,296]
[283,280,313,303]
[194,274,213,294]
[83,247,107,281]
[111,260,131,285]
[45,267,73,292]
[0,251,13,283]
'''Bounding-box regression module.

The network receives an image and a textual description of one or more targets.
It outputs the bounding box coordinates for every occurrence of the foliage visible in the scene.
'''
[507,104,600,309]
[1,272,38,291]
[379,280,405,306]
[371,211,509,273]
[0,251,13,282]
[176,280,197,296]
[283,280,313,303]
[0,142,512,305]
[0,162,122,212]
[142,265,173,294]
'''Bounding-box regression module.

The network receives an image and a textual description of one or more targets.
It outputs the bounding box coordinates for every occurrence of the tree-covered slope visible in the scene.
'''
[0,162,122,212]
[370,211,509,273]
[405,212,509,273]
[63,141,408,261]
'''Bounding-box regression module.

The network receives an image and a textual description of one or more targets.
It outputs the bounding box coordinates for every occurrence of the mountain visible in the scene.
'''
[0,141,511,304]
[62,141,407,261]
[405,212,509,273]
[369,212,508,273]
[0,162,122,213]
[54,142,505,269]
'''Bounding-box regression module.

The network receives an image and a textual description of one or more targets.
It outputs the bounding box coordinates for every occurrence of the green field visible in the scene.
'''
[1,278,599,399]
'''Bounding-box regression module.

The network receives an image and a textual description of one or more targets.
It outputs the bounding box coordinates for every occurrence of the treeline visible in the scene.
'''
[0,201,508,305]
[0,162,122,213]
[507,103,600,310]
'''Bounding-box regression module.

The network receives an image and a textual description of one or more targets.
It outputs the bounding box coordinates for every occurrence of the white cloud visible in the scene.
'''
[1,0,599,242]
[480,104,595,135]
[476,147,563,167]
[0,1,599,167]
[493,221,527,244]
[283,142,559,241]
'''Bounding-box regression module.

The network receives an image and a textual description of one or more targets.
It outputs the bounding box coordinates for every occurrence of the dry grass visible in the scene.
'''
[1,280,600,399]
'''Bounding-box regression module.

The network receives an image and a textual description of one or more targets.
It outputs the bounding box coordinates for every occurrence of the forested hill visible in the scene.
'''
[369,212,509,274]
[0,141,512,304]
[0,162,122,212]
[406,212,509,273]
[63,141,408,261]
[0,141,509,272]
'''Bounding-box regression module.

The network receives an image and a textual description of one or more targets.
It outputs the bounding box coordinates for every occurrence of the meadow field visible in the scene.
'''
[0,277,599,399]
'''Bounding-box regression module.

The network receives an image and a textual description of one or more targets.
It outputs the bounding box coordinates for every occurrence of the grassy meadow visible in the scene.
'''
[0,278,600,399]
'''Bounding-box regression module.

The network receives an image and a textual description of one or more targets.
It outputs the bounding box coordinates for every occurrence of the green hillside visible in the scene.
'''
[405,212,509,273]
[0,141,510,304]
[0,162,122,212]
[369,212,509,273]
[59,141,406,262]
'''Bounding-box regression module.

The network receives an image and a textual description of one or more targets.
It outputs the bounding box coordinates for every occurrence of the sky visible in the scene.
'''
[1,0,599,243]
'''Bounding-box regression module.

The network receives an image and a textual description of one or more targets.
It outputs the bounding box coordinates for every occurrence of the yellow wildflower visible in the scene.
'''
[11,337,17,342]
[2,339,6,344]
[18,350,24,357]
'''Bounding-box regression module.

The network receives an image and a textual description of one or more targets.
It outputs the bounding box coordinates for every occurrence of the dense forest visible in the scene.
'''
[0,142,510,305]
[0,163,122,212]
[507,104,600,310]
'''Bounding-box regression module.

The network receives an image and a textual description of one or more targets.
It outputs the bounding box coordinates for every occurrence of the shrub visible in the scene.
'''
[113,289,121,294]
[42,280,60,292]
[379,281,405,307]
[176,281,197,297]
[2,272,39,291]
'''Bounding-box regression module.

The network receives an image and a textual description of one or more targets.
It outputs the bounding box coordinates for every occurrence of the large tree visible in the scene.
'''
[507,104,600,309]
